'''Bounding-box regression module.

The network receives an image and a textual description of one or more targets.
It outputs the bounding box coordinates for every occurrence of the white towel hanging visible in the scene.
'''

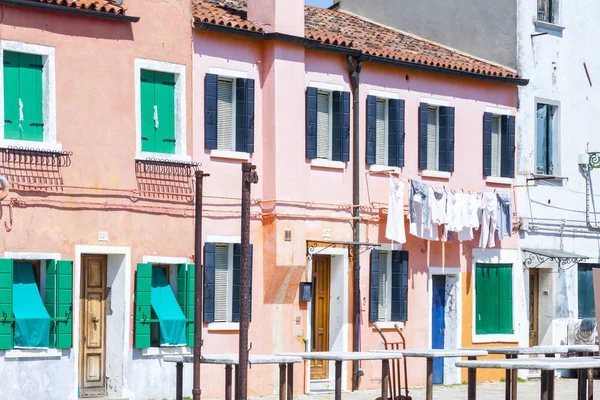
[153,105,159,129]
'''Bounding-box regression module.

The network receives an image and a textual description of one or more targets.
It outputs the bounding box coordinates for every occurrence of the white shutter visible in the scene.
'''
[217,79,234,151]
[491,116,501,177]
[427,107,438,170]
[214,244,230,322]
[316,92,330,159]
[375,99,386,165]
[378,252,388,322]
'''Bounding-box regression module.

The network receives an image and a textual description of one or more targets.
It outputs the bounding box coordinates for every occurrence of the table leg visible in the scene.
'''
[587,368,594,400]
[505,356,512,400]
[335,360,342,400]
[540,371,548,400]
[287,363,294,400]
[176,362,183,400]
[548,370,555,400]
[225,365,233,400]
[426,358,433,400]
[579,369,588,400]
[511,366,518,400]
[279,363,287,400]
[381,359,390,400]
[467,356,477,400]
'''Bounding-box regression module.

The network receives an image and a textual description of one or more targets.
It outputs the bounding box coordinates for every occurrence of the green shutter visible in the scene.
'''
[186,264,194,346]
[19,53,44,142]
[497,264,513,334]
[177,264,186,314]
[3,51,21,140]
[578,266,596,319]
[154,71,176,154]
[55,260,73,348]
[0,259,13,349]
[140,70,156,153]
[475,264,499,334]
[135,263,152,349]
[45,260,57,348]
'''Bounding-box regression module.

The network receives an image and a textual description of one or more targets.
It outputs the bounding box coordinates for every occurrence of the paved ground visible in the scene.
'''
[248,378,599,399]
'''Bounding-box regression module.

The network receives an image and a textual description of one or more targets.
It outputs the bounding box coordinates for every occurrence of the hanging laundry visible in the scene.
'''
[430,188,447,225]
[458,192,483,241]
[480,192,498,248]
[385,177,407,244]
[443,190,457,241]
[409,180,438,240]
[496,192,512,240]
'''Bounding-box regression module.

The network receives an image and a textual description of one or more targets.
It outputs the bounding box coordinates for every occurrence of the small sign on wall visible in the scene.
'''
[98,231,109,242]
[299,282,312,303]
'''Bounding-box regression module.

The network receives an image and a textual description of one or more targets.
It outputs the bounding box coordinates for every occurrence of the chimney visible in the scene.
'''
[247,0,304,37]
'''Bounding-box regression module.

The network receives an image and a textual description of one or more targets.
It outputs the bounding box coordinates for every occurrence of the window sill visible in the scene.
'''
[135,151,191,163]
[369,165,401,174]
[534,20,566,33]
[486,176,513,185]
[141,346,191,357]
[372,321,405,330]
[472,333,518,344]
[0,139,62,152]
[208,322,240,332]
[4,348,63,359]
[210,150,250,161]
[420,170,451,179]
[310,159,345,170]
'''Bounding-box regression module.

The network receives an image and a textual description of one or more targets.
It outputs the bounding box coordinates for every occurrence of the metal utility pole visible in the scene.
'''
[238,162,258,400]
[193,169,209,400]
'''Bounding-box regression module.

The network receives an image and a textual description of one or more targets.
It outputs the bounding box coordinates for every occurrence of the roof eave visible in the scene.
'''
[0,0,140,22]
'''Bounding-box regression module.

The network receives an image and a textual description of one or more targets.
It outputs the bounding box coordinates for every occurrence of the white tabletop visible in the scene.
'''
[164,354,303,365]
[371,349,488,358]
[278,351,404,361]
[460,345,598,355]
[456,356,600,371]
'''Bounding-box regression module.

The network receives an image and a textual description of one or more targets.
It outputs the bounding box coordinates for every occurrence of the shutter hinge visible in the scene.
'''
[141,136,149,141]
[141,78,150,83]
[4,119,12,123]
[30,122,44,127]
[28,63,44,69]
[163,139,176,143]
[162,81,176,87]
[3,61,10,65]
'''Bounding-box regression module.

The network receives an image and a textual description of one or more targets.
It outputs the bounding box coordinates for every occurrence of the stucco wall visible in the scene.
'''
[337,0,518,69]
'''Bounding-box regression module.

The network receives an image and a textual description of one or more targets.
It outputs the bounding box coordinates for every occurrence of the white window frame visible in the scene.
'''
[378,250,393,323]
[471,248,520,343]
[426,105,440,171]
[491,115,502,177]
[206,235,240,331]
[135,58,189,163]
[315,89,334,161]
[534,99,560,176]
[0,41,60,152]
[372,243,405,329]
[373,97,389,167]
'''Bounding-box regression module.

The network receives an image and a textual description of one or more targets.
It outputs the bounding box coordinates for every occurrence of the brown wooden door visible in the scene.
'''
[80,255,107,397]
[311,256,331,380]
[529,269,539,347]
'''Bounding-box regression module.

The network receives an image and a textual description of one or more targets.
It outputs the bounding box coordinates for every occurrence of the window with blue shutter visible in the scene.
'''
[232,243,253,322]
[389,99,405,168]
[203,243,216,324]
[483,113,516,178]
[578,264,596,319]
[418,103,429,170]
[438,106,455,173]
[366,96,405,168]
[369,250,380,323]
[366,96,377,165]
[536,104,555,175]
[307,88,350,162]
[371,250,409,323]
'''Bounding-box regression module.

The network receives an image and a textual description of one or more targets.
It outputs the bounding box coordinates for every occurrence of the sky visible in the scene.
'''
[305,0,334,8]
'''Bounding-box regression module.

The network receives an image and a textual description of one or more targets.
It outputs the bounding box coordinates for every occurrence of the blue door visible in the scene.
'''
[432,275,446,384]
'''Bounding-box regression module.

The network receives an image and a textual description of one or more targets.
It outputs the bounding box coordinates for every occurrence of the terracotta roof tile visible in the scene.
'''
[193,0,519,80]
[26,0,127,15]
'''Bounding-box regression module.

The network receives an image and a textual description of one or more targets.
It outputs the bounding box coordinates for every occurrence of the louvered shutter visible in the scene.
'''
[46,260,57,348]
[446,107,455,172]
[391,250,409,322]
[306,87,318,159]
[497,265,513,334]
[483,112,493,176]
[506,116,516,178]
[375,99,386,165]
[203,243,216,324]
[366,95,377,165]
[389,99,405,167]
[0,259,13,350]
[204,74,218,150]
[153,71,176,154]
[492,116,501,176]
[332,91,341,162]
[235,78,256,153]
[55,260,73,349]
[19,53,44,142]
[340,91,351,162]
[177,264,195,346]
[232,244,240,323]
[246,80,255,153]
[378,252,388,321]
[217,79,234,151]
[214,244,229,322]
[418,103,429,170]
[439,106,455,172]
[140,70,156,152]
[135,263,152,349]
[3,51,21,140]
[427,107,438,170]
[369,249,380,323]
[316,92,330,159]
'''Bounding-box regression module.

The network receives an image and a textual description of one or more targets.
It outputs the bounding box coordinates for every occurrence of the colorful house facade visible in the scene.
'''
[0,0,527,398]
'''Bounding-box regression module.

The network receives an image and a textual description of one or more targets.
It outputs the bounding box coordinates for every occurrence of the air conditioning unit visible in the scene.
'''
[567,318,598,345]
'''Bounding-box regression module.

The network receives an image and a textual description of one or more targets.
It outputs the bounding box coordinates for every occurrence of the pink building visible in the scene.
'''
[0,0,527,398]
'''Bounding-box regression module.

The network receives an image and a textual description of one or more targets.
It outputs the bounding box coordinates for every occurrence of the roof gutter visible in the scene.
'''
[195,21,528,86]
[0,0,140,22]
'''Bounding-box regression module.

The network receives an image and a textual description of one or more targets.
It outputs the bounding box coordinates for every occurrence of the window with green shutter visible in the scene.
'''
[475,263,513,335]
[578,264,596,319]
[140,69,176,155]
[3,51,44,142]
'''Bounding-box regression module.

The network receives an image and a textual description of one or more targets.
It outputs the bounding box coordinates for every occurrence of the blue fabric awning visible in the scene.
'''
[151,268,186,346]
[13,263,50,348]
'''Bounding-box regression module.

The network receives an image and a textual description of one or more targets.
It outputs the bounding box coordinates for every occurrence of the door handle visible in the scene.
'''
[92,316,99,324]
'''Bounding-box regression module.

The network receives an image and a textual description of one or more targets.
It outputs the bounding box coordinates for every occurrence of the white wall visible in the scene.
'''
[516,0,600,347]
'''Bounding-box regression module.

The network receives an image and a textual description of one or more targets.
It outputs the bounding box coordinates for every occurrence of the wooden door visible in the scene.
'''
[529,269,539,347]
[311,256,331,380]
[80,255,107,397]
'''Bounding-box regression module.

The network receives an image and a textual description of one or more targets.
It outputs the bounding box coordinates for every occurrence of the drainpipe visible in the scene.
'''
[0,176,9,201]
[347,55,362,391]
[582,165,600,232]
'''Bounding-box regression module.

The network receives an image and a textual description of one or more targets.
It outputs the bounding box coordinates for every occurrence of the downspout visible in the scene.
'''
[582,165,600,232]
[347,55,362,391]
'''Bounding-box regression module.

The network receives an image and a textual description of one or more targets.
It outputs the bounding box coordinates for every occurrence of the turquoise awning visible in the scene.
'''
[151,268,186,346]
[13,263,50,348]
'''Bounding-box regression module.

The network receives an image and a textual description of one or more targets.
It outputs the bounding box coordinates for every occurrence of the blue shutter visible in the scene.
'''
[205,74,218,150]
[305,87,318,159]
[203,243,216,324]
[501,115,509,178]
[391,250,409,322]
[246,79,255,153]
[366,95,377,165]
[389,99,405,168]
[506,116,515,178]
[369,250,380,323]
[419,103,428,170]
[447,107,455,173]
[232,244,241,323]
[332,91,342,162]
[341,91,351,162]
[483,112,493,176]
[235,78,255,153]
[439,106,455,173]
